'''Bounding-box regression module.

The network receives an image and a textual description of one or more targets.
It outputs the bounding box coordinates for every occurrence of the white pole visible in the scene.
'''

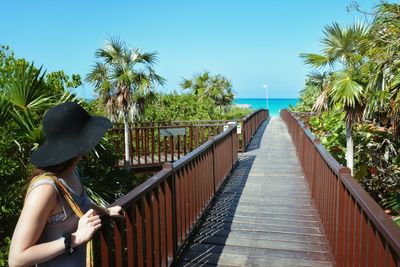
[263,84,268,110]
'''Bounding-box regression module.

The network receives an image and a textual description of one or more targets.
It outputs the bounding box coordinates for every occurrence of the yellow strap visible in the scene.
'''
[30,174,94,267]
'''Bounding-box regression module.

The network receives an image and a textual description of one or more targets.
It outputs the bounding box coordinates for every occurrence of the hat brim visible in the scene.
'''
[30,116,112,168]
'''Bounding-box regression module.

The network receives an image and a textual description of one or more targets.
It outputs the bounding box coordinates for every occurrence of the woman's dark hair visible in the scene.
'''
[24,157,78,194]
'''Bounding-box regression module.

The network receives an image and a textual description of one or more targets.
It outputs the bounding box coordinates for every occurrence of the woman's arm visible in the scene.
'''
[8,185,101,267]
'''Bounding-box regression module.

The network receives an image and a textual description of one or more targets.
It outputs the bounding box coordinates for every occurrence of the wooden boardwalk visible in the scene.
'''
[175,117,334,267]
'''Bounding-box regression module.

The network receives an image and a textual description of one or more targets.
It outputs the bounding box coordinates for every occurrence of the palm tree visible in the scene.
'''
[300,22,370,173]
[86,37,165,163]
[181,71,234,110]
[180,71,210,97]
[207,75,234,110]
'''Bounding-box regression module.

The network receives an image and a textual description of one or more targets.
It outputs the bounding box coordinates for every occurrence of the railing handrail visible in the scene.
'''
[282,109,400,259]
[111,124,226,131]
[241,108,268,123]
[110,109,268,130]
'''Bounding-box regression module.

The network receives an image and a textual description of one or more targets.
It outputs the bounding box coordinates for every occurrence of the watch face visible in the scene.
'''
[69,247,74,254]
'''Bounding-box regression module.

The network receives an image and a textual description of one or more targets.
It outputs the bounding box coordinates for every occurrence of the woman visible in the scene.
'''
[8,102,122,267]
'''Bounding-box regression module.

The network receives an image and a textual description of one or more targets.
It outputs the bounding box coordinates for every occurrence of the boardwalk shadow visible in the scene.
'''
[175,155,256,266]
[245,117,270,152]
[174,121,268,266]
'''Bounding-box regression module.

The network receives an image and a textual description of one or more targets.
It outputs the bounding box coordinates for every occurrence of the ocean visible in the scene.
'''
[234,98,299,117]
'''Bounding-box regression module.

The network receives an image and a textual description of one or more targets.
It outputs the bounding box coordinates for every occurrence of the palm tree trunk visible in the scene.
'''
[345,122,354,174]
[124,109,131,164]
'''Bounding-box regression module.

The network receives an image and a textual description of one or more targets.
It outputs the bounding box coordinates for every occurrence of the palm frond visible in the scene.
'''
[312,88,330,112]
[137,51,158,65]
[330,71,363,108]
[180,78,192,89]
[96,37,125,65]
[147,66,166,86]
[300,53,333,68]
[11,108,45,145]
[4,61,50,110]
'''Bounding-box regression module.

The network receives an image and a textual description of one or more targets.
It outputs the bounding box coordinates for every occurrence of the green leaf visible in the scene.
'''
[330,71,363,108]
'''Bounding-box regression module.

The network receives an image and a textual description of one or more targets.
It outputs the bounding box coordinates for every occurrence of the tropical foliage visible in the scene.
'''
[180,71,235,111]
[295,2,400,223]
[142,91,222,122]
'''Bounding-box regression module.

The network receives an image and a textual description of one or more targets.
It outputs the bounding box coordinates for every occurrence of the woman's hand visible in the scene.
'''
[71,209,101,247]
[107,205,123,218]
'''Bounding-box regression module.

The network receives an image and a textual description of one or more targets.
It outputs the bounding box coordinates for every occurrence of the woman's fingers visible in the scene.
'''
[90,218,101,226]
[87,215,100,222]
[93,223,102,230]
[83,209,95,218]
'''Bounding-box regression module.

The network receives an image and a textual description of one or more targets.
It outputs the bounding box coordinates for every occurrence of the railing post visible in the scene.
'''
[189,125,194,151]
[240,120,246,153]
[310,138,321,195]
[194,126,199,148]
[162,162,177,262]
[229,124,234,169]
[208,137,216,193]
[336,167,351,266]
[232,128,235,167]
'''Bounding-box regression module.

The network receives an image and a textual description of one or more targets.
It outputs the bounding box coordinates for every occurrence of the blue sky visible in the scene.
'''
[1,0,380,99]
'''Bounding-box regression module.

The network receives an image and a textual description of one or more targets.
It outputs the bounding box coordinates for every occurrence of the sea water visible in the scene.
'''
[234,98,299,117]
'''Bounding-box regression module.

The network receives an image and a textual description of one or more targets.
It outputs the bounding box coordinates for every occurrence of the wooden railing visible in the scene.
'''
[112,109,269,168]
[94,124,238,266]
[281,109,400,267]
[110,124,224,168]
[240,109,269,151]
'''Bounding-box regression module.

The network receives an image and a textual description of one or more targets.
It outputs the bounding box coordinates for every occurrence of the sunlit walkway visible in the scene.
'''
[175,117,334,266]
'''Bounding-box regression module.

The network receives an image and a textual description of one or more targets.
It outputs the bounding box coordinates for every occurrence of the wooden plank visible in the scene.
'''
[182,243,332,262]
[202,214,322,228]
[189,235,329,252]
[203,211,319,222]
[191,228,328,244]
[178,252,333,267]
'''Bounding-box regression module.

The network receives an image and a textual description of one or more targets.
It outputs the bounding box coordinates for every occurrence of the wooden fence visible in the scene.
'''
[240,109,269,151]
[110,124,224,168]
[281,109,400,267]
[112,109,269,168]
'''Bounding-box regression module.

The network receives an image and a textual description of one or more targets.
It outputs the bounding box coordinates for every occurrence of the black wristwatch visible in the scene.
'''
[62,232,74,255]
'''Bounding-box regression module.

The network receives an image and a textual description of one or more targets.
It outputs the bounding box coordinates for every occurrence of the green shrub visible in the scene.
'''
[0,129,29,266]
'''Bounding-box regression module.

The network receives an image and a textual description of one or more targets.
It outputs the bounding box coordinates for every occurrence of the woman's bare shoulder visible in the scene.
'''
[24,183,58,217]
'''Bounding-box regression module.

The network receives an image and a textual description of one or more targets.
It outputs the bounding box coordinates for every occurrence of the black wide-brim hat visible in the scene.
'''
[30,102,112,168]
